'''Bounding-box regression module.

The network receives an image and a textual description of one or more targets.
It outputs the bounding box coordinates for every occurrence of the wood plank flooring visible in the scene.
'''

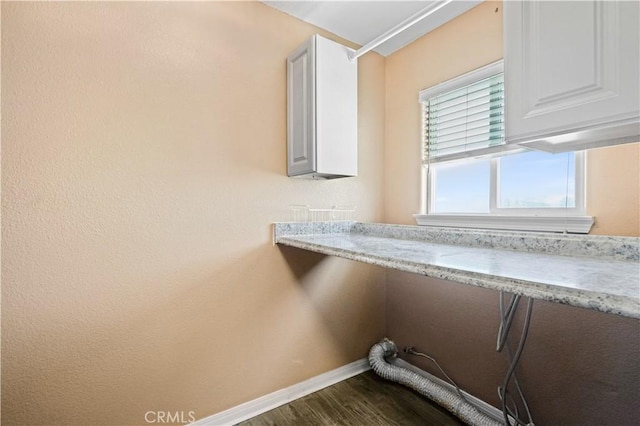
[237,371,464,426]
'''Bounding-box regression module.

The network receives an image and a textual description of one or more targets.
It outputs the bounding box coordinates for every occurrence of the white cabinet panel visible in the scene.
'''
[504,0,639,152]
[287,35,358,178]
[287,38,315,176]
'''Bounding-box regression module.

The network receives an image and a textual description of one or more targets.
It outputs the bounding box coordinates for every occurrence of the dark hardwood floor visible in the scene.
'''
[237,371,464,426]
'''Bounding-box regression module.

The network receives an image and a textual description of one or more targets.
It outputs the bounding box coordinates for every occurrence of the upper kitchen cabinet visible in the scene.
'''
[286,35,358,179]
[504,0,639,153]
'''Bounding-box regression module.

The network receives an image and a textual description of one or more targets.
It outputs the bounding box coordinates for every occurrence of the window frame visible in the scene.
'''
[416,62,593,233]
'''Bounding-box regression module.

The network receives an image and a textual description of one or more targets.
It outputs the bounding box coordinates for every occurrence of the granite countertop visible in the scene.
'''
[274,222,640,319]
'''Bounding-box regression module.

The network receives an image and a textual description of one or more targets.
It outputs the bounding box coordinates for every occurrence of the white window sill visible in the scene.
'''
[413,214,594,234]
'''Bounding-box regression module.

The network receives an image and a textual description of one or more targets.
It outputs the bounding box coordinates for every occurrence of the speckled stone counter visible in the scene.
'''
[274,222,640,319]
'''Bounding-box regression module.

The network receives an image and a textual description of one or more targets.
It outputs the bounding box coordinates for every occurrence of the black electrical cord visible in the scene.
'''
[497,291,534,426]
[404,347,468,402]
[497,293,521,351]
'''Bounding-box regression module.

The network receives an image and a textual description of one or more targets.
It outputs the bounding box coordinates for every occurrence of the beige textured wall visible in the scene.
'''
[385,1,504,225]
[384,0,640,236]
[384,2,640,425]
[1,2,386,425]
[3,1,639,425]
[587,143,640,236]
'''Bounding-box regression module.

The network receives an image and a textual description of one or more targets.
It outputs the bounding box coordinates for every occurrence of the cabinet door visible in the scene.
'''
[315,36,358,177]
[504,0,639,149]
[287,37,316,176]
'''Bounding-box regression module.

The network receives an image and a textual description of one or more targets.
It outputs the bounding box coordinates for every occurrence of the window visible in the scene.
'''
[416,61,592,233]
[429,150,583,215]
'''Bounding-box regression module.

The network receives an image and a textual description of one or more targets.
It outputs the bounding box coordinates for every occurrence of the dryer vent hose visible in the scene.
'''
[368,339,503,426]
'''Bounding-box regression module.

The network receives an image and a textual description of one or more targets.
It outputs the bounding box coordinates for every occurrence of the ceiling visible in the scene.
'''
[261,1,482,56]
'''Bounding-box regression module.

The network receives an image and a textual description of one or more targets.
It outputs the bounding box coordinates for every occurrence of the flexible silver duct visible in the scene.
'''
[369,339,503,426]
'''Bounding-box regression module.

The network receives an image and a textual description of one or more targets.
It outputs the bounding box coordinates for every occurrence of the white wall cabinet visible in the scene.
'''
[504,0,639,153]
[286,35,358,178]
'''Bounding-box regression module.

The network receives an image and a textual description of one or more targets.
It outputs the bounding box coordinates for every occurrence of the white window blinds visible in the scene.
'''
[420,61,511,163]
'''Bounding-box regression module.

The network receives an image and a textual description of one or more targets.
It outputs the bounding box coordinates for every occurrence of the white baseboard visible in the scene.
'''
[393,358,508,423]
[190,358,371,426]
[190,356,507,426]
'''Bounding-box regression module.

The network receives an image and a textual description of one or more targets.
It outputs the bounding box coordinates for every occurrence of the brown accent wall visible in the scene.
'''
[1,2,386,425]
[387,271,640,426]
[384,2,640,425]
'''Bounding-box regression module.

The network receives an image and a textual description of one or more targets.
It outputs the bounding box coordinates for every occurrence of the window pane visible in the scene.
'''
[431,159,490,213]
[499,151,575,208]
